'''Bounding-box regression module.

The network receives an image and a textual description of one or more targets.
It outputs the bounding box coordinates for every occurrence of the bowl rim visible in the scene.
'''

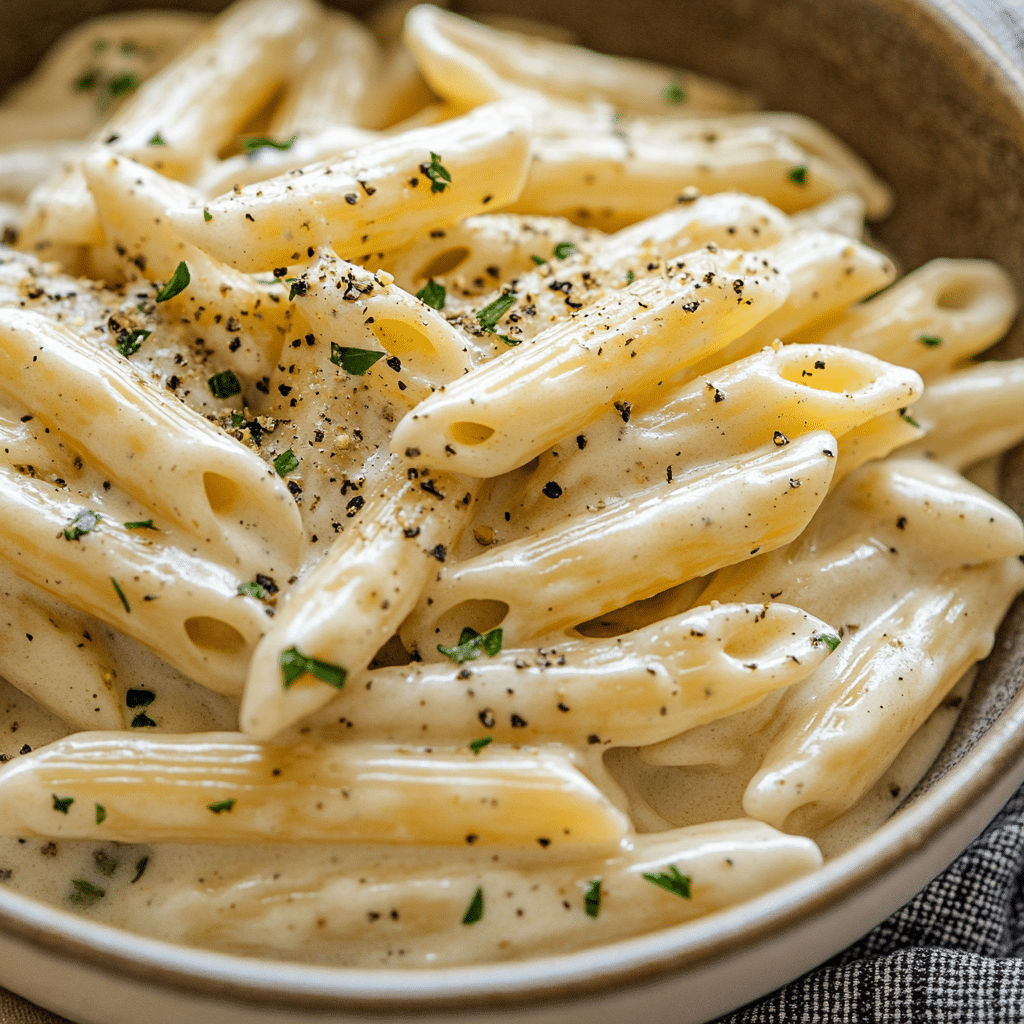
[3,0,1024,1016]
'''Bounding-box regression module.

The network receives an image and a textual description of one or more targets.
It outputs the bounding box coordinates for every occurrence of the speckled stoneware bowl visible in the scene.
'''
[1,1,1023,1022]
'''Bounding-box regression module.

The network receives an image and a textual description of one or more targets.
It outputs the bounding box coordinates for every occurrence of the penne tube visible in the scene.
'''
[0,567,124,731]
[810,257,1018,378]
[401,431,837,652]
[0,308,304,574]
[240,461,477,740]
[309,603,837,748]
[897,359,1024,471]
[103,0,322,179]
[509,129,858,231]
[787,192,867,238]
[403,5,755,115]
[166,102,533,273]
[694,230,896,371]
[459,344,921,554]
[146,819,821,965]
[83,151,297,377]
[390,248,790,477]
[365,40,440,130]
[0,734,629,847]
[0,142,85,202]
[830,408,923,484]
[741,556,1024,832]
[0,463,268,695]
[18,165,105,252]
[268,11,385,135]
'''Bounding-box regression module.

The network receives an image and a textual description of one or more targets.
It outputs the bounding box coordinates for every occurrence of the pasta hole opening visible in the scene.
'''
[184,617,248,656]
[204,472,241,515]
[779,357,876,395]
[434,599,509,643]
[417,246,471,280]
[935,280,981,310]
[371,318,437,363]
[450,421,495,446]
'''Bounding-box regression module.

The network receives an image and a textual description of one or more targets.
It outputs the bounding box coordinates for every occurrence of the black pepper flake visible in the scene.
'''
[255,378,270,394]
[789,478,801,488]
[245,213,255,222]
[403,527,421,538]
[405,447,421,458]
[420,479,445,498]
[430,544,446,562]
[510,714,527,727]
[386,356,401,372]
[537,838,550,848]
[897,516,907,529]
[557,702,570,712]
[542,481,563,499]
[681,301,700,312]
[814,360,826,369]
[344,193,359,205]
[587,734,601,745]
[576,435,587,450]
[479,709,495,728]
[278,384,293,396]
[773,431,789,446]
[614,400,631,423]
[345,495,365,517]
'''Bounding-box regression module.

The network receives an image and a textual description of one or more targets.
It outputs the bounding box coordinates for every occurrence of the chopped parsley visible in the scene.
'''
[280,646,347,689]
[788,165,808,185]
[52,795,74,814]
[476,292,516,334]
[207,369,241,399]
[530,254,547,266]
[330,344,385,375]
[584,878,602,918]
[110,576,130,613]
[461,886,484,924]
[241,134,297,157]
[437,626,503,664]
[626,270,635,284]
[131,856,149,883]
[816,633,842,653]
[106,71,140,99]
[423,151,452,193]
[73,69,100,92]
[93,850,118,876]
[273,449,299,476]
[125,689,155,708]
[553,241,576,260]
[207,799,236,814]
[124,519,155,530]
[117,328,150,358]
[468,736,493,755]
[95,803,106,825]
[416,278,446,310]
[918,335,943,347]
[154,261,190,303]
[203,207,212,222]
[663,80,686,104]
[130,712,156,728]
[238,580,268,600]
[642,864,692,899]
[900,407,921,428]
[148,132,165,146]
[64,509,100,541]
[68,879,105,907]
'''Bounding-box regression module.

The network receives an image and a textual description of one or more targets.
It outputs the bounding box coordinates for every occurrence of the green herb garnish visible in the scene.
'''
[73,69,100,92]
[663,80,686,104]
[64,509,100,541]
[416,278,446,310]
[110,576,130,613]
[900,407,920,428]
[918,335,943,347]
[530,254,547,266]
[816,633,841,653]
[468,737,493,755]
[330,344,385,375]
[437,626,503,664]
[207,369,241,399]
[131,856,149,883]
[125,689,155,708]
[93,850,118,876]
[273,449,299,477]
[788,165,808,185]
[237,580,268,600]
[148,132,165,146]
[68,879,105,907]
[124,519,155,530]
[52,795,74,814]
[203,207,212,222]
[642,864,691,900]
[154,261,189,302]
[626,270,635,284]
[476,292,516,333]
[130,712,156,728]
[584,878,602,918]
[117,328,150,358]
[207,799,236,814]
[95,804,106,825]
[241,134,297,157]
[424,151,452,193]
[107,71,140,99]
[461,886,484,925]
[553,242,576,260]
[279,646,347,689]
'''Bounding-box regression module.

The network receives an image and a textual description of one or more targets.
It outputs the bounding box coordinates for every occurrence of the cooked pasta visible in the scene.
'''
[0,0,1018,971]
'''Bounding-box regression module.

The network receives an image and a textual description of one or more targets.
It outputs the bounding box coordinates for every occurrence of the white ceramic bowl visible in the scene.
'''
[1,1,1024,1021]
